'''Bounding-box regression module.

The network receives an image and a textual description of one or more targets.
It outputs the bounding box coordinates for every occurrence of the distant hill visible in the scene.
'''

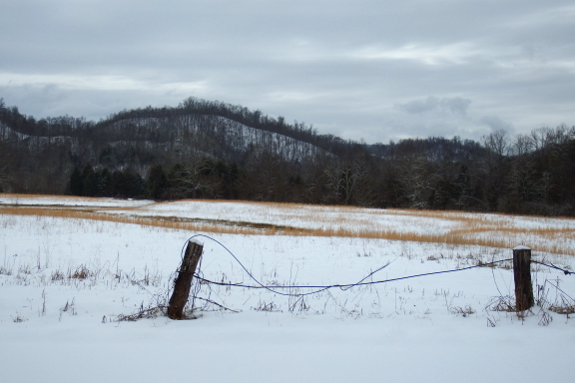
[1,97,574,215]
[0,97,369,200]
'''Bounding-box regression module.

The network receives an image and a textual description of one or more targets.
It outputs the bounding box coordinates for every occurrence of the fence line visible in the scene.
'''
[183,234,572,299]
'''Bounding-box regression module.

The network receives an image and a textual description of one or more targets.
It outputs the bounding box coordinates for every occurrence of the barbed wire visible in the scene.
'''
[120,235,575,319]
[532,260,573,275]
[192,259,518,297]
[181,234,571,298]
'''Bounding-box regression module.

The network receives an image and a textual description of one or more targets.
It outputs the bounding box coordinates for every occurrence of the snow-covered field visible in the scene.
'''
[1,195,574,382]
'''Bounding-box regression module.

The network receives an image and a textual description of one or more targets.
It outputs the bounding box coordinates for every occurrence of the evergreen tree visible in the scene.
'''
[69,166,84,196]
[147,164,167,200]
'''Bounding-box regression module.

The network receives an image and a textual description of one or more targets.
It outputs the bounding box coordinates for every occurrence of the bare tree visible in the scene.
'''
[323,158,368,205]
[482,129,511,157]
[530,125,575,151]
[511,134,534,156]
[168,157,220,199]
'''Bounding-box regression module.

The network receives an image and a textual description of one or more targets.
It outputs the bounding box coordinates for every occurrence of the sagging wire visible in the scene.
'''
[192,260,515,297]
[184,233,373,297]
[182,234,526,298]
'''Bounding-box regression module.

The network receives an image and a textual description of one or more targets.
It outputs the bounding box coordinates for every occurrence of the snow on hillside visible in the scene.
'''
[1,197,574,383]
[104,114,327,161]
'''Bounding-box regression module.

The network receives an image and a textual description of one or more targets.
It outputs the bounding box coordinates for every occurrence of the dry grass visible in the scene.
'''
[1,194,574,256]
[548,304,575,315]
[0,205,286,235]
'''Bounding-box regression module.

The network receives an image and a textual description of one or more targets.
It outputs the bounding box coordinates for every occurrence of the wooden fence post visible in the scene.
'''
[513,245,534,312]
[167,240,203,319]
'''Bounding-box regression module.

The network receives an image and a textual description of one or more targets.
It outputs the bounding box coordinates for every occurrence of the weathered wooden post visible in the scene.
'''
[513,245,534,312]
[167,240,203,319]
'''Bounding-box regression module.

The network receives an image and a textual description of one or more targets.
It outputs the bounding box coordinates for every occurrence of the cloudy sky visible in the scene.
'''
[1,0,574,144]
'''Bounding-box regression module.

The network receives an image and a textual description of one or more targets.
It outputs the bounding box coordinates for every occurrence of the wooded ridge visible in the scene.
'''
[1,97,574,216]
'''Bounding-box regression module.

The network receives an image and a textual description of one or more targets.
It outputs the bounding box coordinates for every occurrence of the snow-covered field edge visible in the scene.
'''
[1,195,574,383]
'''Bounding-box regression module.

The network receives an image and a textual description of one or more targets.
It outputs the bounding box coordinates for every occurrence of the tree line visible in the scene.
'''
[1,97,574,216]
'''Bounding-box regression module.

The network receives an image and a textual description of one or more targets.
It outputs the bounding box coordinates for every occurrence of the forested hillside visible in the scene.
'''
[1,97,574,216]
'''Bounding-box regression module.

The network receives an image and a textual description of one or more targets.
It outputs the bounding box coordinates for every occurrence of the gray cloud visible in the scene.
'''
[396,96,472,116]
[480,115,514,133]
[1,0,574,144]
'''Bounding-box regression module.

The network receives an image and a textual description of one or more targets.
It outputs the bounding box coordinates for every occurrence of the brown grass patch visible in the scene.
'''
[2,194,574,256]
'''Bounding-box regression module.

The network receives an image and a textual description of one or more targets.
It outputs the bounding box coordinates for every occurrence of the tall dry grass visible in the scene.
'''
[1,195,574,256]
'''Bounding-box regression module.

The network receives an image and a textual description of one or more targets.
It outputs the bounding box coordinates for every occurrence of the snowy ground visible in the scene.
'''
[1,196,575,382]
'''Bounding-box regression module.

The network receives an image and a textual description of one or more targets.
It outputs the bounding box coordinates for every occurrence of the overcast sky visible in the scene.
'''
[1,0,574,144]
